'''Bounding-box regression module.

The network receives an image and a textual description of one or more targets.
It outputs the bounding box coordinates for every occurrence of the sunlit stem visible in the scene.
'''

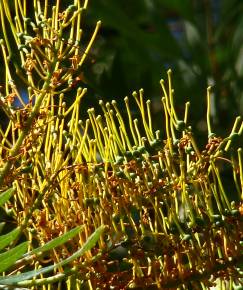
[238,148,243,200]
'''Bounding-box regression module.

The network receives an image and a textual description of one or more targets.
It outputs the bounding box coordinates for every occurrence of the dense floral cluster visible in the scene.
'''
[0,1,242,289]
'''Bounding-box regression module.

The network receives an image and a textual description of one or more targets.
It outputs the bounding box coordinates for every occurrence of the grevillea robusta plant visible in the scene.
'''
[0,0,242,289]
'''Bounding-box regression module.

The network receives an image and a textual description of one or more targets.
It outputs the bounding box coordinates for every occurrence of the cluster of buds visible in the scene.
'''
[0,1,242,289]
[11,68,243,288]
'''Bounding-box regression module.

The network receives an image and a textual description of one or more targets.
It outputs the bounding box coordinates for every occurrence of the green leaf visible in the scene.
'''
[0,242,28,273]
[0,187,16,207]
[0,225,106,285]
[24,225,84,257]
[0,227,20,251]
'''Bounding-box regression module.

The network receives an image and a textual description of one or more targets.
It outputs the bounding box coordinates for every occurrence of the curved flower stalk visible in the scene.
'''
[0,0,242,289]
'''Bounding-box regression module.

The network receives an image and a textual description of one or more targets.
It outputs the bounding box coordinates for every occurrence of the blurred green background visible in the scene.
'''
[78,0,243,141]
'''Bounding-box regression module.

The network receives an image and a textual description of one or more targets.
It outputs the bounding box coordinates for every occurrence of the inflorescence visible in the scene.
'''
[0,1,242,289]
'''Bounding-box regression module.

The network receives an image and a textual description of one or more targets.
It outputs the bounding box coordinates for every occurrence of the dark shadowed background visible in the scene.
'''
[80,0,243,141]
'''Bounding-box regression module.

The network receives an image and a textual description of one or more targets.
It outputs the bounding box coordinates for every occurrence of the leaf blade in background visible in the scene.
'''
[24,225,84,257]
[0,242,28,273]
[0,228,20,251]
[0,225,106,285]
[0,187,15,207]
